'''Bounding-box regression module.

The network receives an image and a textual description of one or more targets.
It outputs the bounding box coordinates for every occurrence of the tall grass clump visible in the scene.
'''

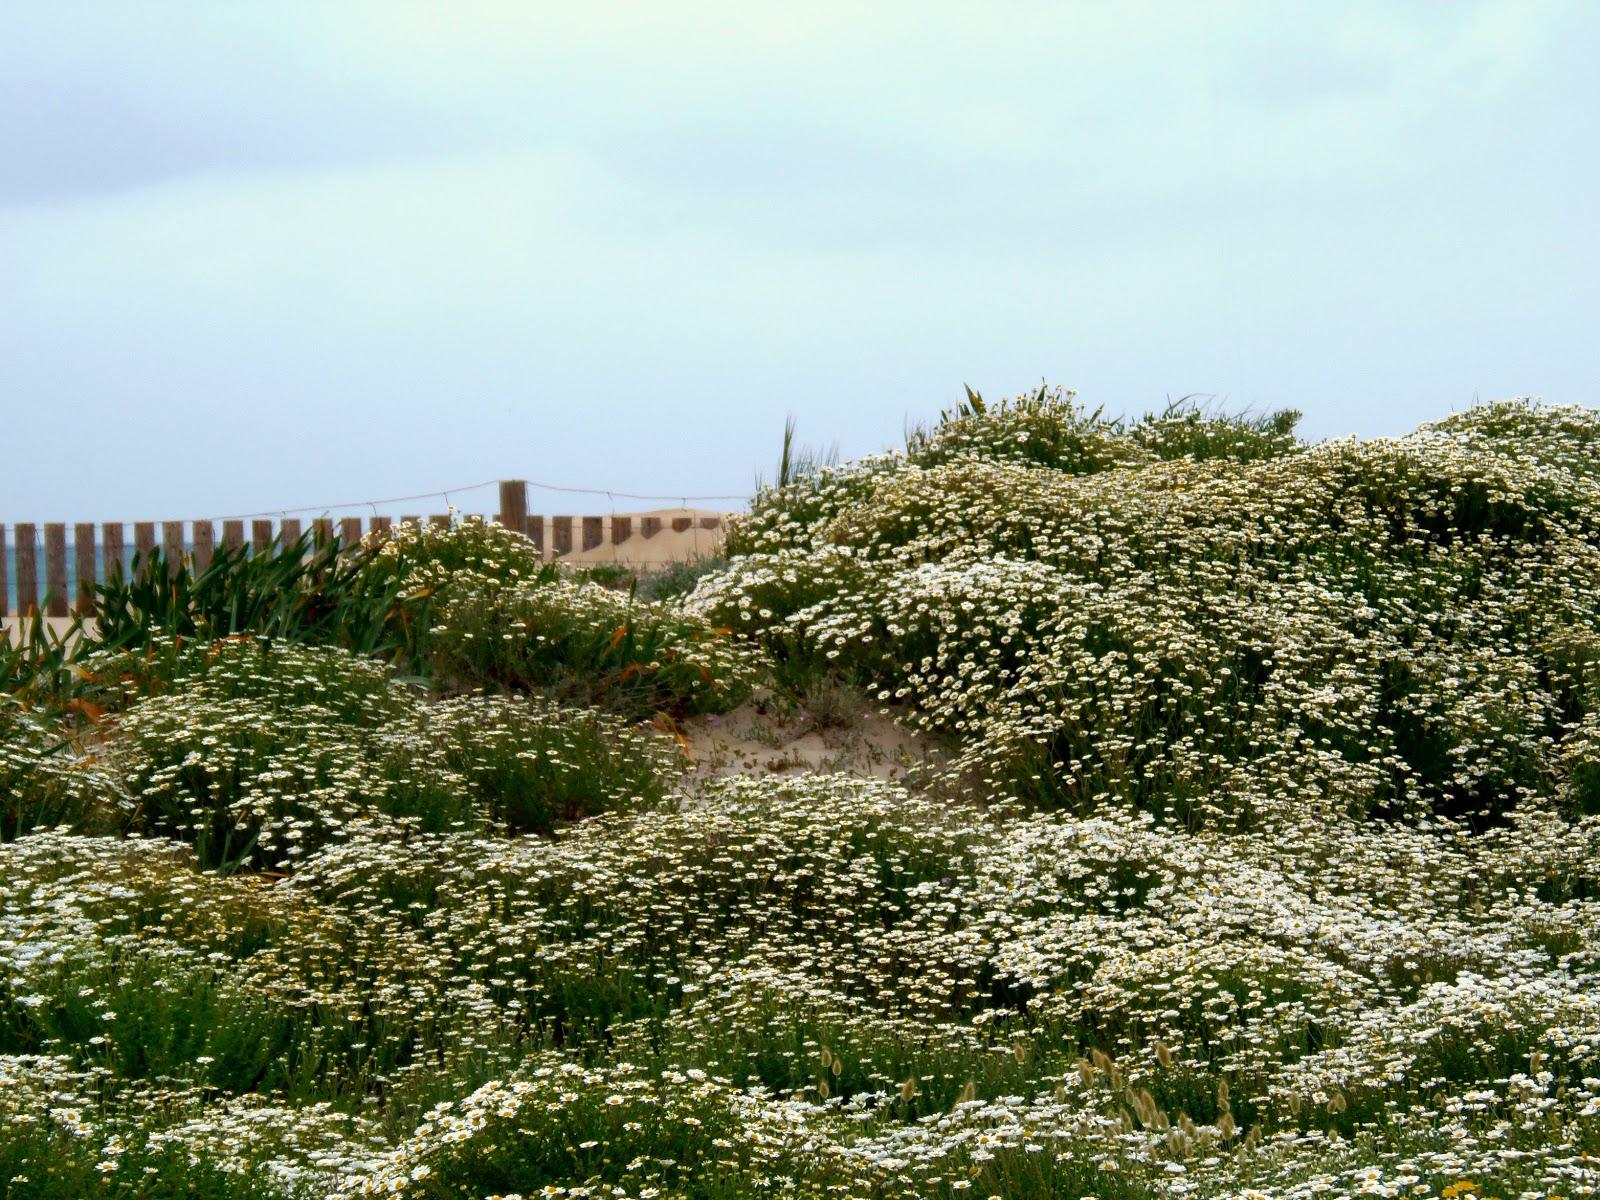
[92,531,403,657]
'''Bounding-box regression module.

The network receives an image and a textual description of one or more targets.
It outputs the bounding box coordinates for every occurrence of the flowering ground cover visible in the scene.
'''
[3,395,1600,1199]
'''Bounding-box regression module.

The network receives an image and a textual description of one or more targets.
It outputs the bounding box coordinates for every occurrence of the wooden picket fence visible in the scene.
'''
[1,480,730,619]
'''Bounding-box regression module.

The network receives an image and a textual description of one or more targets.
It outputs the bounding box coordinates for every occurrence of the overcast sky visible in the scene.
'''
[2,2,1596,521]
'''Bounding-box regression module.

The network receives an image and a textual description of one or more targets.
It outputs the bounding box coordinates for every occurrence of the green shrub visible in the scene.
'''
[80,634,410,721]
[0,697,118,840]
[906,383,1150,475]
[91,532,400,657]
[0,834,523,1128]
[8,397,1600,1200]
[109,689,471,870]
[426,577,765,720]
[88,639,682,865]
[696,398,1600,829]
[637,554,729,603]
[1129,400,1303,463]
[358,515,549,592]
[0,616,87,714]
[568,561,638,591]
[388,693,683,835]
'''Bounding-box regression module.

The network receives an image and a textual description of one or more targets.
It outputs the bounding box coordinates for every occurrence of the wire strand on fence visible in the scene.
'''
[193,477,748,524]
[521,480,749,503]
[201,479,502,523]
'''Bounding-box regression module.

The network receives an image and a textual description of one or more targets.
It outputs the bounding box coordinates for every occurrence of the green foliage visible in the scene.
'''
[636,554,729,603]
[107,650,463,872]
[391,693,683,835]
[91,532,402,658]
[568,561,637,591]
[694,397,1600,830]
[425,577,764,720]
[0,696,117,841]
[7,396,1600,1200]
[906,382,1148,475]
[0,614,89,713]
[85,639,681,868]
[358,514,550,591]
[1129,397,1303,463]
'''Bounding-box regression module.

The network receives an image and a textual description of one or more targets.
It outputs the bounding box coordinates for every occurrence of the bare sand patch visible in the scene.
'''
[677,688,942,785]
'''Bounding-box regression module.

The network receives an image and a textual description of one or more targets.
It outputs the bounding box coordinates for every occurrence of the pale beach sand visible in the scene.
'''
[547,507,728,567]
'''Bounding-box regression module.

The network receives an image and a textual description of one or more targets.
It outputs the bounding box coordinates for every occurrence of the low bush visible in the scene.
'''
[636,554,729,603]
[0,696,118,841]
[89,639,682,867]
[384,692,683,835]
[426,577,764,719]
[693,397,1600,830]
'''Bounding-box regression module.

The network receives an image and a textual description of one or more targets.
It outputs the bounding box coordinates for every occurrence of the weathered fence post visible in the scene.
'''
[103,524,124,584]
[15,523,38,617]
[74,524,97,615]
[192,521,215,574]
[44,524,69,617]
[498,480,528,536]
[134,522,156,566]
[0,524,8,618]
[162,521,185,575]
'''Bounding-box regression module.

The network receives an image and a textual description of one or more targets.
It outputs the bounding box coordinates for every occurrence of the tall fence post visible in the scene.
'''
[103,524,125,585]
[74,523,97,615]
[45,524,69,617]
[192,521,215,574]
[499,480,528,536]
[162,521,185,576]
[0,524,8,619]
[15,523,38,618]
